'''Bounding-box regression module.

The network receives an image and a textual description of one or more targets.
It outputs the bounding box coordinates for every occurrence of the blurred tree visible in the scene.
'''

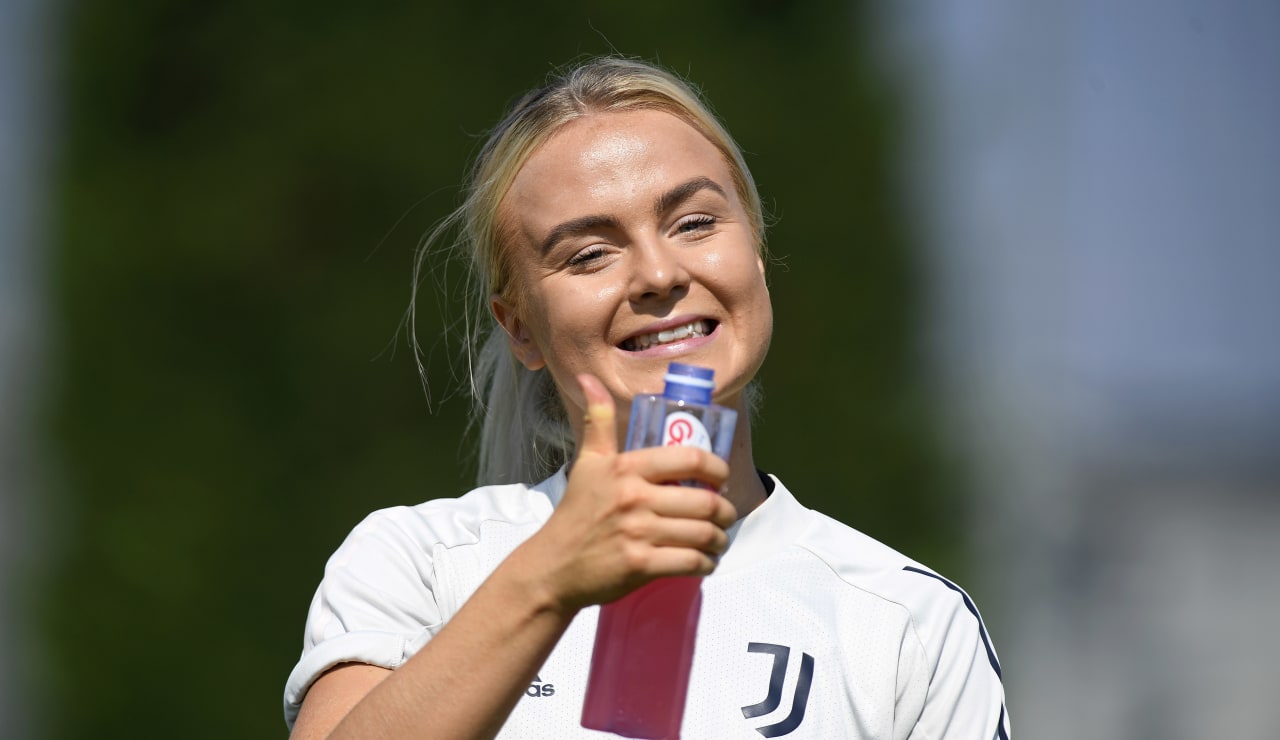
[42,1,957,737]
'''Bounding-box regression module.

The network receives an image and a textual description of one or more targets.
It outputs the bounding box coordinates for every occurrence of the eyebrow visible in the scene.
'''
[653,176,727,219]
[539,214,622,256]
[538,176,730,255]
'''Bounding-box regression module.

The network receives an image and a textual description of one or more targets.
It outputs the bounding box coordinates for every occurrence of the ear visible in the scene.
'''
[490,294,546,371]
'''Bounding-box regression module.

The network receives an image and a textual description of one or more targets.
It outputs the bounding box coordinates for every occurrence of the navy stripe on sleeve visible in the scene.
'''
[902,566,1003,681]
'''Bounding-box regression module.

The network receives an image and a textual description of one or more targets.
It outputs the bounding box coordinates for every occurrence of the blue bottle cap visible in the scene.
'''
[663,362,715,404]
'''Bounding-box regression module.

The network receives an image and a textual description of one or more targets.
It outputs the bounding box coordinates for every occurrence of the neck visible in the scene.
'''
[723,405,766,520]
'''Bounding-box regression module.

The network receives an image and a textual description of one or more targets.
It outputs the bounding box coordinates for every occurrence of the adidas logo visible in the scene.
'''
[525,674,556,698]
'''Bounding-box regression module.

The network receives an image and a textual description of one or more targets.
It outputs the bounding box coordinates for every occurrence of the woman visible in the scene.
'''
[285,57,1009,739]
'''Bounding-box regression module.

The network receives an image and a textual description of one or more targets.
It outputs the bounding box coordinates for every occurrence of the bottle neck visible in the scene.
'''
[663,383,712,405]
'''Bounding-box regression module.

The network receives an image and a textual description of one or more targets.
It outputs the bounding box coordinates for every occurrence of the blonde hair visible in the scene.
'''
[412,56,766,485]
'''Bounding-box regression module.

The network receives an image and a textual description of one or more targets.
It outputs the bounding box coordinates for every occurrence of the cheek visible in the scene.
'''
[589,282,625,306]
[536,281,624,351]
[719,251,773,339]
[702,248,765,300]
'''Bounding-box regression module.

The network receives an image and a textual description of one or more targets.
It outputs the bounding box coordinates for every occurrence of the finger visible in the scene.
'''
[576,374,618,458]
[644,485,737,529]
[644,546,721,578]
[645,517,731,556]
[624,445,730,491]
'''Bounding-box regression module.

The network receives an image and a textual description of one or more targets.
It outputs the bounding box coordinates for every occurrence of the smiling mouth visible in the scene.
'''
[620,319,717,352]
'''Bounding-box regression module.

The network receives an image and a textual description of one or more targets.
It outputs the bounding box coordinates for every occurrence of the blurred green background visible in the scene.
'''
[39,1,961,736]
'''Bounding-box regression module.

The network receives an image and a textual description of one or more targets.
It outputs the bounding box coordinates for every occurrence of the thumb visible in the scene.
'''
[576,374,619,458]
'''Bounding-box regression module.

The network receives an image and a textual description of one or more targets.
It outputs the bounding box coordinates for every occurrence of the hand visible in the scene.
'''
[533,374,737,612]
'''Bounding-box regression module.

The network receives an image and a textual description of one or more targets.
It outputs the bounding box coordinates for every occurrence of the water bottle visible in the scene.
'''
[580,363,738,739]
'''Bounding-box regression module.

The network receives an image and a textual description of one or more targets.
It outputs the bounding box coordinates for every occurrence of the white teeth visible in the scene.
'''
[626,320,710,351]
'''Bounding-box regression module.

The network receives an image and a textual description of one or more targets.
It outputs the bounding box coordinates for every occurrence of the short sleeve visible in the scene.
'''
[899,567,1010,739]
[282,508,445,729]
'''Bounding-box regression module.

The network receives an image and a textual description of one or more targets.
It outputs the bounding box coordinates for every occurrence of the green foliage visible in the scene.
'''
[42,1,959,736]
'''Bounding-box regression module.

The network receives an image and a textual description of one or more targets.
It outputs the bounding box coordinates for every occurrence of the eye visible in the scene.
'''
[674,214,716,234]
[566,245,608,267]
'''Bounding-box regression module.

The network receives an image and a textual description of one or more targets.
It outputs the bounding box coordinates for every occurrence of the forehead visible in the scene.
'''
[500,110,736,242]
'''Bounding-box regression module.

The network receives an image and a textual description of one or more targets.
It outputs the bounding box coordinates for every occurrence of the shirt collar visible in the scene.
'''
[534,466,569,510]
[716,474,810,574]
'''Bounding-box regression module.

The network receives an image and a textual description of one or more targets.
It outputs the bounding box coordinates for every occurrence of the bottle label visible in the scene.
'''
[662,411,712,452]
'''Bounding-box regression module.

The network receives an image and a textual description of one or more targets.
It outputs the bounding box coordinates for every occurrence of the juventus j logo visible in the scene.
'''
[740,642,815,737]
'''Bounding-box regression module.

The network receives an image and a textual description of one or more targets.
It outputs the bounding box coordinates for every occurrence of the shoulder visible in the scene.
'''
[335,477,558,560]
[796,506,957,615]
[304,473,566,639]
[768,477,1009,736]
[765,477,1001,671]
[327,467,568,568]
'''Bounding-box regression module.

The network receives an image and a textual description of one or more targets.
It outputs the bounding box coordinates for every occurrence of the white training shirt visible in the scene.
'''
[284,472,1010,739]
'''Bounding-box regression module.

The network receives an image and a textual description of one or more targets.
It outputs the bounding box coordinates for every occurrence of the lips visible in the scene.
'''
[620,319,717,352]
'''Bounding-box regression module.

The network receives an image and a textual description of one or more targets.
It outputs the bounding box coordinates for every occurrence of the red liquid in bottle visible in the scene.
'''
[580,575,703,739]
[581,366,734,739]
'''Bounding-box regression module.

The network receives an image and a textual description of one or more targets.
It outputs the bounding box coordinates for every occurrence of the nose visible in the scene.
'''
[628,238,690,303]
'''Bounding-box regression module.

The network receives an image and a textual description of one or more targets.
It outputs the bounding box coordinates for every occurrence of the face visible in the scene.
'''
[492,109,773,436]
